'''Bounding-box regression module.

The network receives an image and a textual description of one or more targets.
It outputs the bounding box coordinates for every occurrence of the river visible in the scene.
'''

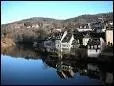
[1,45,113,85]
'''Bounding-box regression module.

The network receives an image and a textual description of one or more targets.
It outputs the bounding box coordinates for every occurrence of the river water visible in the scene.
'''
[1,45,113,85]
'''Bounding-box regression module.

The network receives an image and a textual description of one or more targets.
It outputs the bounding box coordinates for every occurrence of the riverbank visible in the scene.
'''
[1,37,15,48]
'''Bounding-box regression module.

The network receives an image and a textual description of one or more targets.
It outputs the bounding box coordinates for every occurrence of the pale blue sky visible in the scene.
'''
[1,1,113,24]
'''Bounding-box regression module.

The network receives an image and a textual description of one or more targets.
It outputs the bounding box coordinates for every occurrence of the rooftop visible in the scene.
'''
[62,33,72,42]
[87,38,100,45]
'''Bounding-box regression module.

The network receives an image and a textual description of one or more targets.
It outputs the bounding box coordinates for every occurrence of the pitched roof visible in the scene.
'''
[62,33,72,42]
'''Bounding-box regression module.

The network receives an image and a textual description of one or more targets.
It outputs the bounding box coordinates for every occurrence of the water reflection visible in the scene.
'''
[42,55,113,85]
[1,44,41,60]
[1,45,113,85]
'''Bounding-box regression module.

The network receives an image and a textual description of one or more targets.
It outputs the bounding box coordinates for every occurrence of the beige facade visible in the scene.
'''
[106,30,113,45]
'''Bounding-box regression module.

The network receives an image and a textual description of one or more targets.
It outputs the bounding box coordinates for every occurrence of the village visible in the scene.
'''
[31,18,113,62]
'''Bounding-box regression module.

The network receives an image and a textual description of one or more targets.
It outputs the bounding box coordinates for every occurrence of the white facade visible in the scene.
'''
[61,34,74,52]
[106,30,113,45]
[83,38,90,46]
[77,28,92,32]
[26,26,31,28]
[55,40,61,50]
[87,37,105,58]
[56,29,62,32]
[32,24,39,28]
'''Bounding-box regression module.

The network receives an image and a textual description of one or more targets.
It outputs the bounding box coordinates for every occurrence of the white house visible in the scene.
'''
[32,24,39,28]
[62,35,74,51]
[87,37,105,57]
[83,33,91,46]
[77,23,93,32]
[55,29,62,32]
[55,30,75,52]
[105,24,113,45]
[44,30,75,52]
[60,31,75,52]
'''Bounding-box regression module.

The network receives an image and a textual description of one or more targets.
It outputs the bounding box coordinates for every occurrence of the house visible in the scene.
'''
[61,31,75,51]
[87,37,105,57]
[105,72,113,84]
[32,24,39,28]
[44,30,75,52]
[54,28,62,32]
[55,30,75,52]
[91,22,104,33]
[43,31,63,51]
[77,23,92,32]
[54,31,65,50]
[43,38,56,52]
[105,23,113,46]
[83,33,91,46]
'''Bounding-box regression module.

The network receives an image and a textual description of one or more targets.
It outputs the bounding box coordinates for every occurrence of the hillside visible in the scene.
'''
[1,12,113,46]
[64,12,113,23]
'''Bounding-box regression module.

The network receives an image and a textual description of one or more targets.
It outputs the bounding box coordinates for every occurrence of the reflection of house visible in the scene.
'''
[105,72,113,84]
[105,24,113,45]
[87,64,99,72]
[87,37,105,57]
[56,61,75,79]
[86,63,101,79]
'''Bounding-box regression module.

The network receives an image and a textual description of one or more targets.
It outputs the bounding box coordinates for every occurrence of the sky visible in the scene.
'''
[1,1,113,24]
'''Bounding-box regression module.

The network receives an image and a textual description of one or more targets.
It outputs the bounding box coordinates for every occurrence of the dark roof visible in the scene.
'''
[53,32,64,40]
[84,33,90,38]
[106,24,113,30]
[87,38,100,45]
[62,33,72,42]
